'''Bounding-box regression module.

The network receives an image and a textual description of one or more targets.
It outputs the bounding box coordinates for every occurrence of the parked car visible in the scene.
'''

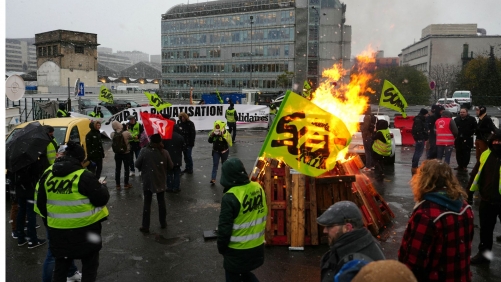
[452,90,472,109]
[347,115,396,165]
[436,98,460,115]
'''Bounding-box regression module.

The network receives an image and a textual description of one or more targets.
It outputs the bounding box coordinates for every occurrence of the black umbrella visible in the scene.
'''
[6,121,51,173]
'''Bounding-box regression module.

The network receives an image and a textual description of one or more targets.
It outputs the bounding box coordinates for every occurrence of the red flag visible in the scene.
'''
[139,112,175,139]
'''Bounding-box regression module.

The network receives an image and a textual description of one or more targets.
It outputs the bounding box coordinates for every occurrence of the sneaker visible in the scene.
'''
[12,232,18,239]
[67,271,82,282]
[18,239,28,247]
[130,172,135,177]
[471,252,490,265]
[210,179,216,185]
[28,239,47,249]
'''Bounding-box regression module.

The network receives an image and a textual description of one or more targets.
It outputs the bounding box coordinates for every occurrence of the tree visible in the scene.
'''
[429,64,461,101]
[366,65,430,105]
[276,71,294,89]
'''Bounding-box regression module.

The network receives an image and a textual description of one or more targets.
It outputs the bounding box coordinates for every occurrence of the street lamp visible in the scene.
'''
[250,15,254,88]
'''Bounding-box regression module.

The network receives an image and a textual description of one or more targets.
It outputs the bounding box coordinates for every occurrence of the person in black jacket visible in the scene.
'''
[411,108,429,175]
[86,121,105,178]
[178,112,196,174]
[454,107,477,171]
[474,105,497,161]
[163,118,186,193]
[426,104,444,159]
[208,120,232,184]
[361,107,377,171]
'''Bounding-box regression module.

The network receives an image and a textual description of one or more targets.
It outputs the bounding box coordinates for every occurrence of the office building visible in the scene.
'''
[150,54,161,64]
[161,0,351,97]
[5,38,37,73]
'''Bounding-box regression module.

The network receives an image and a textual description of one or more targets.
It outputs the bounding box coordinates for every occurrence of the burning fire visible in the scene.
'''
[311,47,377,159]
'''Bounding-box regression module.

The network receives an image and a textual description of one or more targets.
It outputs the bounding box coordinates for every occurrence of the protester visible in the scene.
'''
[135,134,173,233]
[372,119,392,180]
[208,120,232,185]
[126,102,132,109]
[351,260,417,282]
[317,201,385,282]
[35,141,110,282]
[127,115,144,176]
[86,121,105,178]
[178,112,196,174]
[217,158,267,281]
[88,106,104,118]
[361,106,377,171]
[454,107,477,171]
[399,159,473,281]
[43,125,59,165]
[225,101,238,143]
[111,121,133,190]
[268,103,277,129]
[468,129,501,264]
[56,103,70,118]
[411,108,429,175]
[474,105,497,161]
[163,117,185,193]
[426,104,444,159]
[435,110,458,164]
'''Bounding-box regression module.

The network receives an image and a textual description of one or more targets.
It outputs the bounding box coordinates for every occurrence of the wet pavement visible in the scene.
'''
[5,129,501,282]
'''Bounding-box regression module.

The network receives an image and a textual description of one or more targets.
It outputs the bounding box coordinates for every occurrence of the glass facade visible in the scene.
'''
[161,7,295,97]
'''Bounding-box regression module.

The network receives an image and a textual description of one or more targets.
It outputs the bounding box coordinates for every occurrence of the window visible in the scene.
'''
[42,47,47,57]
[53,45,58,56]
[48,46,52,56]
[75,46,84,54]
[69,126,80,144]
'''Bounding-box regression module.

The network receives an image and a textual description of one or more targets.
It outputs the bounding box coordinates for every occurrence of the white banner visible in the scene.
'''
[96,104,269,138]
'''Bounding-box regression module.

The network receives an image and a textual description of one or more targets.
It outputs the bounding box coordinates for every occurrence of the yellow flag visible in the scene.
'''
[99,85,113,103]
[258,91,352,177]
[144,92,172,112]
[379,80,408,118]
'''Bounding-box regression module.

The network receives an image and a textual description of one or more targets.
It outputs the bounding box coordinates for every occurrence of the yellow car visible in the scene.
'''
[6,117,92,157]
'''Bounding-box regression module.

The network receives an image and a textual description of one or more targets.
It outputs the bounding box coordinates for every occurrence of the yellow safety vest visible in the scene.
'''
[35,168,109,229]
[129,122,140,142]
[226,109,236,123]
[226,181,268,250]
[470,149,501,195]
[372,128,392,156]
[269,107,277,115]
[57,109,69,117]
[46,140,57,165]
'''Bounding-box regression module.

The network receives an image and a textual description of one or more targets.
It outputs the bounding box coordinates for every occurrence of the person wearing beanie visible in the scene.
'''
[135,133,173,233]
[225,101,238,143]
[86,121,105,179]
[411,108,429,175]
[435,110,458,164]
[474,105,497,161]
[453,107,477,171]
[178,112,196,174]
[35,141,110,281]
[399,159,473,281]
[162,118,185,193]
[426,104,444,159]
[110,121,133,190]
[208,120,232,185]
[351,260,417,282]
[317,201,385,282]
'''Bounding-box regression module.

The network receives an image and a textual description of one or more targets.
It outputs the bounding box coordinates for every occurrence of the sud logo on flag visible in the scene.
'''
[139,112,175,139]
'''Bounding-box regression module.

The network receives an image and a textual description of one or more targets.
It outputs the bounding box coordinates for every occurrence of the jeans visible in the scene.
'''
[43,230,78,282]
[16,197,38,244]
[183,146,194,172]
[142,190,167,229]
[436,145,454,164]
[478,201,501,252]
[129,142,141,172]
[412,140,425,168]
[53,251,99,282]
[227,122,237,142]
[114,153,130,186]
[225,270,259,282]
[212,150,229,180]
[167,166,181,191]
[362,136,373,168]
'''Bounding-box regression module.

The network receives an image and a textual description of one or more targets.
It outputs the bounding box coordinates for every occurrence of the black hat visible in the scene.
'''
[65,141,86,162]
[150,133,162,143]
[317,201,363,227]
[419,108,428,116]
[476,105,487,116]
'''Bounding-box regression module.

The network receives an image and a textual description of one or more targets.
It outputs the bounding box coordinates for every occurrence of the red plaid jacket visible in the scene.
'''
[398,200,474,282]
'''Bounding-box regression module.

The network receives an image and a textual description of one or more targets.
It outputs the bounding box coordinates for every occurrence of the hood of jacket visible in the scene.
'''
[52,156,84,177]
[220,158,250,190]
[112,121,123,131]
[423,191,463,212]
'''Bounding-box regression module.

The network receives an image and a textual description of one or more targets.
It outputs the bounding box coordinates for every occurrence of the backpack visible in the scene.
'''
[112,131,127,154]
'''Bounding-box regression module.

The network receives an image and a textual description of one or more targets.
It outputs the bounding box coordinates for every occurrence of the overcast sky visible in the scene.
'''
[4,0,501,58]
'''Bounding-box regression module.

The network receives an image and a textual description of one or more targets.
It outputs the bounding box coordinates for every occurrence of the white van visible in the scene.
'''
[116,86,143,92]
[452,90,472,109]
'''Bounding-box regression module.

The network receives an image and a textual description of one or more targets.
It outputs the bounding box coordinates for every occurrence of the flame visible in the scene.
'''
[311,47,377,160]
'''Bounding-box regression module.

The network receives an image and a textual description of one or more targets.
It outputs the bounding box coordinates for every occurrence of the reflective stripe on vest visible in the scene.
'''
[57,109,69,117]
[226,181,268,250]
[435,118,455,145]
[470,149,501,195]
[226,109,236,122]
[129,122,140,142]
[372,128,392,156]
[89,112,97,117]
[44,169,109,229]
[47,141,57,165]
